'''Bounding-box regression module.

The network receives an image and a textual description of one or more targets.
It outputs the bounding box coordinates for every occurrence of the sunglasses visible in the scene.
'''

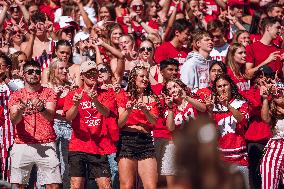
[11,30,22,35]
[25,69,41,75]
[131,5,144,11]
[98,68,108,73]
[63,27,75,33]
[84,71,97,78]
[139,47,153,52]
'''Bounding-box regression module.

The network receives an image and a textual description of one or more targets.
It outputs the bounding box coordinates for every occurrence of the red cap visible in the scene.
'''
[227,0,246,6]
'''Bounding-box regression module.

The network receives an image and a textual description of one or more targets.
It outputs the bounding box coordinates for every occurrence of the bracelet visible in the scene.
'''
[138,20,143,25]
[39,106,46,112]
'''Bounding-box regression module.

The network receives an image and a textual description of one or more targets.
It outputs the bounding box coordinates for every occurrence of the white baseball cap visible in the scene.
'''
[74,31,90,45]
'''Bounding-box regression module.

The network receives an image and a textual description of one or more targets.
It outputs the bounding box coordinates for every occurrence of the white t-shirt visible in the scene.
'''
[209,43,230,62]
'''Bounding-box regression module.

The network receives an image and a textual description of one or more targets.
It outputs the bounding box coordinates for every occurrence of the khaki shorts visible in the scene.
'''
[10,142,62,185]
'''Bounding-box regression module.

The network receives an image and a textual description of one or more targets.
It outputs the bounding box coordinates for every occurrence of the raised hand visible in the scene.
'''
[14,0,24,6]
[265,51,280,63]
[28,23,37,35]
[260,85,269,99]
[31,99,45,112]
[218,94,229,107]
[73,91,83,106]
[18,99,27,112]
[88,85,98,100]
[204,94,214,112]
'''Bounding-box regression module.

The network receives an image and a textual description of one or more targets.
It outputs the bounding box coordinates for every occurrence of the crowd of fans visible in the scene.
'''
[1,0,284,189]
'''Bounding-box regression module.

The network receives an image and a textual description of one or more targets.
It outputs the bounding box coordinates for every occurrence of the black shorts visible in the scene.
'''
[68,151,111,179]
[117,131,155,160]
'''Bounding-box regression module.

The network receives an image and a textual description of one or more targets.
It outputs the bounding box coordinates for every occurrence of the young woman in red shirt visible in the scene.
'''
[207,74,250,188]
[226,43,250,92]
[116,65,161,189]
[162,78,199,188]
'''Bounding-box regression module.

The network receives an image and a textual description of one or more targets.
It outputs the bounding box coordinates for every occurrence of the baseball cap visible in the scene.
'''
[227,0,246,6]
[54,16,80,32]
[80,60,97,74]
[255,65,275,78]
[74,31,90,45]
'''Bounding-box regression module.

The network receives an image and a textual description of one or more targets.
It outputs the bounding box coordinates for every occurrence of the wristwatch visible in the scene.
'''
[39,106,46,112]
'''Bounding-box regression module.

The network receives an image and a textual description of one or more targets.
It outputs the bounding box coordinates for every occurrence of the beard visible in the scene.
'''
[26,78,40,85]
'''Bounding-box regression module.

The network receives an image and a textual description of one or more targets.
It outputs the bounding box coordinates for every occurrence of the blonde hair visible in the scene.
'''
[48,58,70,85]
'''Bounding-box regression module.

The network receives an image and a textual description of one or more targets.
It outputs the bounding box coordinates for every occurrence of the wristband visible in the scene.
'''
[138,20,143,25]
[39,106,46,112]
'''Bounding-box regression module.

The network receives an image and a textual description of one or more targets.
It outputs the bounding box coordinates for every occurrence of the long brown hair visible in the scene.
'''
[225,43,247,79]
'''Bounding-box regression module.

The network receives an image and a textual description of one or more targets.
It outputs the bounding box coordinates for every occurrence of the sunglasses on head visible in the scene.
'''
[139,47,153,52]
[131,4,144,11]
[25,69,41,75]
[98,68,108,73]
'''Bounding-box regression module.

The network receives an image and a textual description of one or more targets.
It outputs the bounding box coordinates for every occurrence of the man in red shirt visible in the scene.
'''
[9,60,61,188]
[64,61,114,189]
[154,19,192,67]
[246,17,284,79]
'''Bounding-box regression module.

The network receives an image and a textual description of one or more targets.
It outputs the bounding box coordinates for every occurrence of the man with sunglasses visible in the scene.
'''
[64,60,115,189]
[9,60,61,188]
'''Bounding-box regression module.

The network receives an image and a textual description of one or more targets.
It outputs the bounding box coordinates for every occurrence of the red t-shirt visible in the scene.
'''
[9,87,57,144]
[246,41,283,76]
[63,88,118,154]
[227,67,250,92]
[151,83,171,139]
[154,42,188,67]
[245,87,272,142]
[164,102,197,140]
[250,34,283,48]
[116,90,159,129]
[212,99,249,166]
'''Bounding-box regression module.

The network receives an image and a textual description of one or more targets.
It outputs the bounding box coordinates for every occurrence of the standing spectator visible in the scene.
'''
[260,78,284,189]
[21,12,54,68]
[180,30,213,91]
[207,74,250,188]
[9,60,61,188]
[46,58,72,189]
[245,17,283,79]
[116,66,160,189]
[64,60,113,189]
[154,19,192,66]
[151,58,179,188]
[208,20,230,62]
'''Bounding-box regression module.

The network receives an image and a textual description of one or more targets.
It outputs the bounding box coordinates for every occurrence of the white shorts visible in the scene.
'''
[10,142,62,185]
[161,143,176,176]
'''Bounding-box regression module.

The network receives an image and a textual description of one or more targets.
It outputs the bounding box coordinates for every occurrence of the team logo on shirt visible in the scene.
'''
[218,116,237,137]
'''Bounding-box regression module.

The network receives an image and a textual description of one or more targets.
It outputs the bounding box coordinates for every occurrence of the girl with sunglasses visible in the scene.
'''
[260,81,284,189]
[116,66,161,189]
[138,40,155,69]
